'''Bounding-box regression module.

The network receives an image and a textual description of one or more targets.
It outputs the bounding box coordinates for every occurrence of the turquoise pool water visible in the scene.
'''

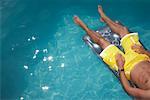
[1,0,150,100]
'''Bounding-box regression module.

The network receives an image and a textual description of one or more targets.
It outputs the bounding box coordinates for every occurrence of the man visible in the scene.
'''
[73,5,150,99]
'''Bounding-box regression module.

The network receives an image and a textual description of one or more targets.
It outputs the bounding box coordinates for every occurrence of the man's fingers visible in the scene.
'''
[115,53,120,59]
[120,54,125,62]
[115,53,125,68]
[116,53,121,58]
[116,53,125,62]
[121,55,125,62]
[132,44,142,49]
[116,53,124,62]
[118,53,122,58]
[131,45,136,49]
[132,44,139,49]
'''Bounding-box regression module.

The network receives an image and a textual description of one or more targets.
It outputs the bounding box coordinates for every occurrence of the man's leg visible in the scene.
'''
[73,16,111,49]
[98,5,129,38]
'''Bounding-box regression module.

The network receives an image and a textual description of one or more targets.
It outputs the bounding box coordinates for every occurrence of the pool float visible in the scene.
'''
[83,25,121,76]
[83,25,136,86]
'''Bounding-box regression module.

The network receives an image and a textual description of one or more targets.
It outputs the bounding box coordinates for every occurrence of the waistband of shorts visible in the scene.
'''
[120,33,138,43]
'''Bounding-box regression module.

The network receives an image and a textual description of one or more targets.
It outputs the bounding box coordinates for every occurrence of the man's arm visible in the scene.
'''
[119,70,150,99]
[116,54,150,99]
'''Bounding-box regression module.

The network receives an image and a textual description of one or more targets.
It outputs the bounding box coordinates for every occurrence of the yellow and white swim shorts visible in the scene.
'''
[100,33,150,80]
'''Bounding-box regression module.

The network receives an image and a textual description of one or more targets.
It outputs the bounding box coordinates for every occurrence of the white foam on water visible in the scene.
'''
[43,49,48,53]
[27,38,31,41]
[30,73,33,76]
[27,36,36,42]
[35,49,39,54]
[48,66,52,69]
[11,48,14,51]
[33,55,36,59]
[43,57,47,62]
[47,56,53,61]
[48,66,52,71]
[41,86,49,91]
[20,96,24,100]
[32,49,40,59]
[31,36,36,40]
[60,63,65,68]
[60,56,65,58]
[24,65,28,70]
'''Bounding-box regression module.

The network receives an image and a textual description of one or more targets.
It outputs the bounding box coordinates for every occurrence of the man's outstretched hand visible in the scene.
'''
[115,53,125,70]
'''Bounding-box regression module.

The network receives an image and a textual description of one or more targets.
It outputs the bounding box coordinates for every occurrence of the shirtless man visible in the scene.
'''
[73,5,150,99]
